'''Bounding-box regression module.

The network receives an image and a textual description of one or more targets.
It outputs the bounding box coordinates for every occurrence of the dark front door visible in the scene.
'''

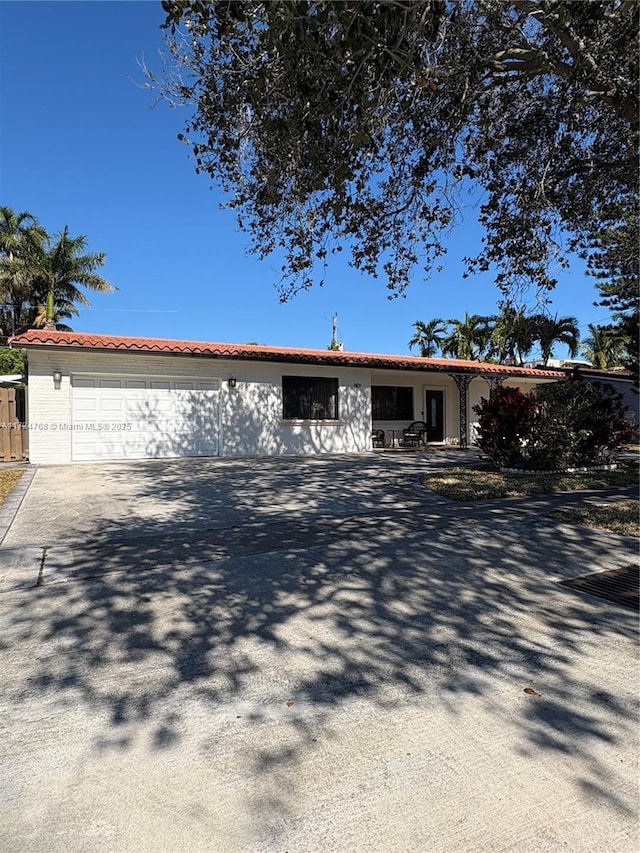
[425,390,444,442]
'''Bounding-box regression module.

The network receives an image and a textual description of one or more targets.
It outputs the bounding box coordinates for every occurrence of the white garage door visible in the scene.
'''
[71,376,220,461]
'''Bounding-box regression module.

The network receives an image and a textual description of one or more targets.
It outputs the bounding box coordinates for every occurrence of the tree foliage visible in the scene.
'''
[473,385,538,467]
[408,318,446,357]
[474,380,637,469]
[488,307,536,365]
[586,211,638,313]
[0,207,114,337]
[440,312,491,360]
[0,208,48,336]
[533,313,579,366]
[157,0,639,300]
[531,380,637,467]
[0,346,25,375]
[584,212,639,375]
[411,308,579,364]
[580,322,626,369]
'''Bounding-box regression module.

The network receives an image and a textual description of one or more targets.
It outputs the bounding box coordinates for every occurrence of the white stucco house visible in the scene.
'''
[9,330,562,464]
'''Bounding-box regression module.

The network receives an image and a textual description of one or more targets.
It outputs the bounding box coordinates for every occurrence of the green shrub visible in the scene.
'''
[474,380,637,469]
[0,347,24,375]
[531,380,637,467]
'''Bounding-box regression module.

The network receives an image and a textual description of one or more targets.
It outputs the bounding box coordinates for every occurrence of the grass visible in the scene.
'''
[421,461,639,502]
[0,469,24,507]
[547,500,639,537]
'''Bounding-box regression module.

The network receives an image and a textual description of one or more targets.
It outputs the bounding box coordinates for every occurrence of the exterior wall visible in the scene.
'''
[502,377,556,393]
[221,361,371,458]
[468,376,556,418]
[24,349,372,464]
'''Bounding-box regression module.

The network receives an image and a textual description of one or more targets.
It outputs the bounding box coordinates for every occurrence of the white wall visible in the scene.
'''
[24,349,372,463]
[468,376,555,420]
[468,375,559,444]
[222,361,371,457]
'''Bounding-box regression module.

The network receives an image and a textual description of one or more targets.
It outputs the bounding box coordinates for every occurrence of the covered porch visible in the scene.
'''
[370,366,556,450]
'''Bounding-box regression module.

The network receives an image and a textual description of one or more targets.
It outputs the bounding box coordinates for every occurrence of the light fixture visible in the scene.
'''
[53,370,62,388]
[228,377,237,389]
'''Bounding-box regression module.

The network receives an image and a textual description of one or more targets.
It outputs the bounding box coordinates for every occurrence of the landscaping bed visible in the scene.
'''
[0,469,24,507]
[421,462,639,502]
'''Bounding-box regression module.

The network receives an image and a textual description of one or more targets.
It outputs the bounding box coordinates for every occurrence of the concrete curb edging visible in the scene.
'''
[0,465,38,545]
[499,463,619,475]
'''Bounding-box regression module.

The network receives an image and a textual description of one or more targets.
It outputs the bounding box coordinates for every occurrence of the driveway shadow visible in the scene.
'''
[0,454,637,844]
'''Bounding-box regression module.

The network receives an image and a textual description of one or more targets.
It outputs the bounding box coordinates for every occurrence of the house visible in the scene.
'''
[9,330,562,464]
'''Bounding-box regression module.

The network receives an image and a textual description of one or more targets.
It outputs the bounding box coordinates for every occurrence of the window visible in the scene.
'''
[282,376,339,420]
[372,385,413,420]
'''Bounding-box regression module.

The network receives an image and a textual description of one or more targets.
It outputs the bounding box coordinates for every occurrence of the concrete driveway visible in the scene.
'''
[0,453,638,852]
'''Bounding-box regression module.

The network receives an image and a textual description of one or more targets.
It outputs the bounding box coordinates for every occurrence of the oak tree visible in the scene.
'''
[157,1,638,301]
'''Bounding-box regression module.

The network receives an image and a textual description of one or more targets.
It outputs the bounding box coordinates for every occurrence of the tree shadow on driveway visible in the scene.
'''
[0,455,638,847]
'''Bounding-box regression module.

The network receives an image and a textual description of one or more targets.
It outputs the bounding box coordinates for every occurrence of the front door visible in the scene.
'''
[425,390,444,442]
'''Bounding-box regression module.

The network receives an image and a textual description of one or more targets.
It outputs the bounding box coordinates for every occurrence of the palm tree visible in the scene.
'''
[32,296,78,332]
[0,207,48,259]
[408,318,446,357]
[534,314,580,366]
[489,309,516,364]
[489,307,537,365]
[0,207,48,336]
[0,209,114,334]
[30,227,115,330]
[441,313,492,361]
[580,323,625,369]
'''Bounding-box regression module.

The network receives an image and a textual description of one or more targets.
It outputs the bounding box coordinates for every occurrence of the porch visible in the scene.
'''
[369,369,548,451]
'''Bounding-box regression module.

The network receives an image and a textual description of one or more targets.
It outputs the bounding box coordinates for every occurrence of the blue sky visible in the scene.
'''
[1,1,613,357]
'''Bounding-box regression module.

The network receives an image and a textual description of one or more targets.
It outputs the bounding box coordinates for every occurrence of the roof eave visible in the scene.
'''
[10,334,562,378]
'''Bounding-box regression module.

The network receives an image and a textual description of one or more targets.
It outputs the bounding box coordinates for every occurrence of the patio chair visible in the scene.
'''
[400,421,428,447]
[372,429,386,448]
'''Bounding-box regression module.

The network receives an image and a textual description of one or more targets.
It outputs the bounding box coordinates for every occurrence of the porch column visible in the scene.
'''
[450,373,473,449]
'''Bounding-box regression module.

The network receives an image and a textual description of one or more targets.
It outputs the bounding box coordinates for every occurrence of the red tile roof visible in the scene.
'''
[9,330,562,377]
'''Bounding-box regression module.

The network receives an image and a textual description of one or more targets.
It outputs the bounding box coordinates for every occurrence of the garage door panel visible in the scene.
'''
[143,396,173,414]
[73,399,97,415]
[72,375,220,461]
[98,399,125,413]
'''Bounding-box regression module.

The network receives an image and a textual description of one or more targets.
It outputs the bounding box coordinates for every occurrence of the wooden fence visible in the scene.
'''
[0,387,28,462]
